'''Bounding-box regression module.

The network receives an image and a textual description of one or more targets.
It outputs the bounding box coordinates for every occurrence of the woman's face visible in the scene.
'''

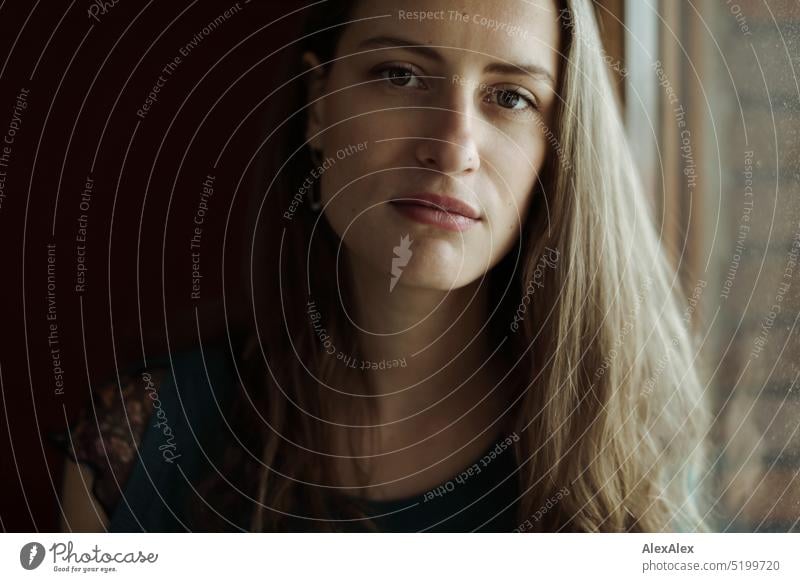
[305,0,561,291]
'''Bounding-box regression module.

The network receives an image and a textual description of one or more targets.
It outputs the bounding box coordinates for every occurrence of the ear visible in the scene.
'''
[302,51,327,152]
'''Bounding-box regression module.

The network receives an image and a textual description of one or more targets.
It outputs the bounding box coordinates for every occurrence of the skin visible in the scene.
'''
[303,0,561,500]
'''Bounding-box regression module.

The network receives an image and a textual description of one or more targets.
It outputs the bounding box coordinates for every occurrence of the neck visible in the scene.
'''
[344,253,507,423]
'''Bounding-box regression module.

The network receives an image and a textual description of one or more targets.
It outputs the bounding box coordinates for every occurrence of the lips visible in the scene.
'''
[389,193,482,232]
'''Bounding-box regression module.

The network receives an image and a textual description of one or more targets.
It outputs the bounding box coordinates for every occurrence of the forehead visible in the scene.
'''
[339,0,561,72]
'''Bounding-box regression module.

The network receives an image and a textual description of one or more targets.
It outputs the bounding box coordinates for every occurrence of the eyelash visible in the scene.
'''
[373,64,539,114]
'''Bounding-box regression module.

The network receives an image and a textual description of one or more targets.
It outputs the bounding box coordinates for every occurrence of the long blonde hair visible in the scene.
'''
[235,0,710,532]
[509,0,709,531]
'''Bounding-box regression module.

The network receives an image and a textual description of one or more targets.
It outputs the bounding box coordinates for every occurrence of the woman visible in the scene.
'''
[55,0,709,532]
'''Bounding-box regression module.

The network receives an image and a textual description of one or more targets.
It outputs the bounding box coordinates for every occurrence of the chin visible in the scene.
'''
[391,242,486,292]
[396,273,479,293]
[335,218,492,291]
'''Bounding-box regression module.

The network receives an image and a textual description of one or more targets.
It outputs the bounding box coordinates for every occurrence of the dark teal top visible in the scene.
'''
[52,343,520,532]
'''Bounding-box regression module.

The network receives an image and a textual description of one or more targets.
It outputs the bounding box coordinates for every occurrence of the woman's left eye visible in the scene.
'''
[487,87,538,112]
[376,65,427,89]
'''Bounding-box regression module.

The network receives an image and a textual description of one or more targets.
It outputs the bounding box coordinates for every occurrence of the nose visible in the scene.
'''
[415,96,480,175]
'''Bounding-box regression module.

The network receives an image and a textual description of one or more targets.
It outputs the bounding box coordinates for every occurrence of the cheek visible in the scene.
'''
[317,105,401,203]
[319,83,414,157]
[317,111,413,227]
[318,142,399,222]
[316,143,403,260]
[488,134,548,230]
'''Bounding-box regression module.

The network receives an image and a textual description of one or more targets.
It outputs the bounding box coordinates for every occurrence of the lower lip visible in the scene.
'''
[390,202,479,232]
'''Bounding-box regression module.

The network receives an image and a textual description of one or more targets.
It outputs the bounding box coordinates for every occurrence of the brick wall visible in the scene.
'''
[704,0,800,532]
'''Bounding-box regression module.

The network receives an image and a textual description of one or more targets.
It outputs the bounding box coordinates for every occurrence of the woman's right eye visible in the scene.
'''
[375,64,427,89]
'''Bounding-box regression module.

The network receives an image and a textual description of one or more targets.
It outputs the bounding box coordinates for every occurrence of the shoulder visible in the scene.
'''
[53,338,249,531]
[53,366,170,529]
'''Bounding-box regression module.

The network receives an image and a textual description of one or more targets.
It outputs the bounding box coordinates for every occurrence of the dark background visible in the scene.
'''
[0,0,306,532]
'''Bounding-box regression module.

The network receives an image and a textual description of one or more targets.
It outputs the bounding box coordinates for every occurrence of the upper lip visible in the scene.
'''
[390,192,482,220]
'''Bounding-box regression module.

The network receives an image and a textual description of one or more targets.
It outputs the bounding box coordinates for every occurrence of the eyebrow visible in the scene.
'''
[357,35,556,85]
